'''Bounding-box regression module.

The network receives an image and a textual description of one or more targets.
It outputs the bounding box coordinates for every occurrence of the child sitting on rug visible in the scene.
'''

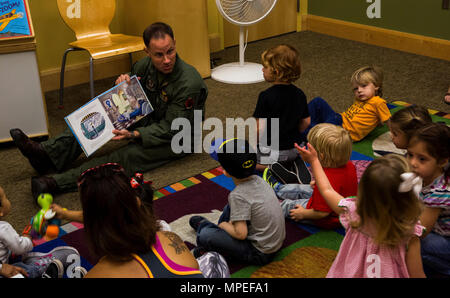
[252,44,311,184]
[297,144,426,278]
[189,138,286,266]
[0,186,79,278]
[263,123,358,229]
[305,65,391,142]
[50,172,156,225]
[388,105,432,150]
[406,123,450,276]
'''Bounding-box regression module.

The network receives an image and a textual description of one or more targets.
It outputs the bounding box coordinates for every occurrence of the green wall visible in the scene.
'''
[309,0,450,40]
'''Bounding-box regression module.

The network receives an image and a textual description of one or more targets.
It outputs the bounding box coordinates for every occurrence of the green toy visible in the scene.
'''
[30,193,59,236]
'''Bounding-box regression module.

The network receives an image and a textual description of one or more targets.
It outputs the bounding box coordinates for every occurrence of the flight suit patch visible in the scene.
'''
[185,97,194,109]
[146,79,155,90]
[161,90,169,102]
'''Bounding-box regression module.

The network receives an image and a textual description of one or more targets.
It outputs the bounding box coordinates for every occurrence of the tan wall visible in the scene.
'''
[121,0,211,78]
[222,0,298,48]
[31,0,210,92]
[34,0,446,92]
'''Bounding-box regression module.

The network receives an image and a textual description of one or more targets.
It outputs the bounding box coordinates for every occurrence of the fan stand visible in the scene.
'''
[211,27,264,84]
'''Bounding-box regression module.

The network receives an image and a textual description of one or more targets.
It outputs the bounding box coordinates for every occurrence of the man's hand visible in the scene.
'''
[115,74,131,85]
[112,129,139,141]
[0,263,28,278]
[115,74,141,85]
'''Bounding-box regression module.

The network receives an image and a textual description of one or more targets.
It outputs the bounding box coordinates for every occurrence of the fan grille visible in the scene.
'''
[218,0,276,25]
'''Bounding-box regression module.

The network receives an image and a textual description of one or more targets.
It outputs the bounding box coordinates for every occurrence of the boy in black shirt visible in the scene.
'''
[253,44,311,184]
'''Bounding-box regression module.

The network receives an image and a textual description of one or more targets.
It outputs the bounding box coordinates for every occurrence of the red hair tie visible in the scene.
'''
[130,173,152,189]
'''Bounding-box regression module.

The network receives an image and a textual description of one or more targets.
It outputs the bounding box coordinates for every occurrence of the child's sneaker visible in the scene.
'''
[270,162,300,184]
[71,266,88,278]
[22,246,80,276]
[189,216,208,232]
[42,259,64,278]
[262,168,281,189]
[197,251,230,278]
[293,157,312,184]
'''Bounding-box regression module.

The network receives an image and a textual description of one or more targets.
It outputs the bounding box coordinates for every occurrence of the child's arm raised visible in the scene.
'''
[295,143,345,215]
[51,204,84,223]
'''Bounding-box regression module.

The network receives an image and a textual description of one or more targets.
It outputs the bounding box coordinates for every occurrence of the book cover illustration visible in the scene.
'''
[0,0,33,40]
[65,76,153,157]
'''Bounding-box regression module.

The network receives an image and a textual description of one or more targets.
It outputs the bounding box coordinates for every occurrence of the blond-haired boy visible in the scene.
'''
[304,65,391,142]
[263,123,358,229]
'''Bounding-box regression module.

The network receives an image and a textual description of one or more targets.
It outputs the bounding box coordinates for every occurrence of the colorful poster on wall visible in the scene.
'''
[0,0,33,40]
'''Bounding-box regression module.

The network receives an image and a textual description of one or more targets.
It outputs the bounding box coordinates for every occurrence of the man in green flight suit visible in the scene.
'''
[10,22,208,198]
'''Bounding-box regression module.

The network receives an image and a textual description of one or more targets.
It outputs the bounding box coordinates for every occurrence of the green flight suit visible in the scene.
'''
[42,54,207,192]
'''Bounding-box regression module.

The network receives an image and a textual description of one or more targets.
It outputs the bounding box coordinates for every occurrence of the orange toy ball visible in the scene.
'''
[45,225,59,239]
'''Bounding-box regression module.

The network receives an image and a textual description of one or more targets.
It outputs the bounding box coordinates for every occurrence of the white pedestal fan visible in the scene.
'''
[212,0,278,84]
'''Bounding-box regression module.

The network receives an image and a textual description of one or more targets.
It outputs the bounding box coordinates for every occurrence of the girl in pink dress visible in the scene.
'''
[296,143,426,278]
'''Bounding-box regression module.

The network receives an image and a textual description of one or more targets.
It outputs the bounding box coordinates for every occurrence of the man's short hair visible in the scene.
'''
[143,22,174,47]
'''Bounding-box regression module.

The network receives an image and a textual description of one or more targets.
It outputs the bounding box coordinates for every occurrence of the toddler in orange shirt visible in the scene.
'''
[305,66,391,142]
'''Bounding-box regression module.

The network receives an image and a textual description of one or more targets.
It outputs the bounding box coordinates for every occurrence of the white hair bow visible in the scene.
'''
[398,172,423,199]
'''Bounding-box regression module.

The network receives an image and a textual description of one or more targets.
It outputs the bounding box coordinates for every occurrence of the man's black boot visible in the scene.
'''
[10,128,56,175]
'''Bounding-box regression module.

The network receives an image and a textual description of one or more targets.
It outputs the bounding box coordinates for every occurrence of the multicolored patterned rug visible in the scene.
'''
[28,159,370,278]
[30,101,449,278]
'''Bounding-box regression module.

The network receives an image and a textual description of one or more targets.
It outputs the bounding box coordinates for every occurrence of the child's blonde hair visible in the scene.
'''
[261,44,301,83]
[355,154,423,247]
[307,123,352,168]
[389,105,432,142]
[351,66,383,97]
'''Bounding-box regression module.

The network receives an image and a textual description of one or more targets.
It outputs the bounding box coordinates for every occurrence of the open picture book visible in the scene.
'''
[65,76,153,157]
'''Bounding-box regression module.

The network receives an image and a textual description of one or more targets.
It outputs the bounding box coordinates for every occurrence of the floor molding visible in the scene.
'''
[304,14,450,61]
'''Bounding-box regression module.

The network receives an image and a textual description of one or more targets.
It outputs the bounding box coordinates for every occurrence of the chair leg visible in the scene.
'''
[59,48,83,109]
[129,53,133,68]
[89,57,94,99]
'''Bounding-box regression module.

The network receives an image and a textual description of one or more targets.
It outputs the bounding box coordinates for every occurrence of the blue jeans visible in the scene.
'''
[421,232,450,276]
[275,184,313,218]
[0,261,43,279]
[302,97,343,140]
[196,205,276,266]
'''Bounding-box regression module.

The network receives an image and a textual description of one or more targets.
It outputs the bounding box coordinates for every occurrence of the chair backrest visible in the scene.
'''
[56,0,116,40]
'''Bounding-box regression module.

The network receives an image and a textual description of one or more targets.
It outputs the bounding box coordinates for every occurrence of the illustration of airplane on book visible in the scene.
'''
[0,9,23,32]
